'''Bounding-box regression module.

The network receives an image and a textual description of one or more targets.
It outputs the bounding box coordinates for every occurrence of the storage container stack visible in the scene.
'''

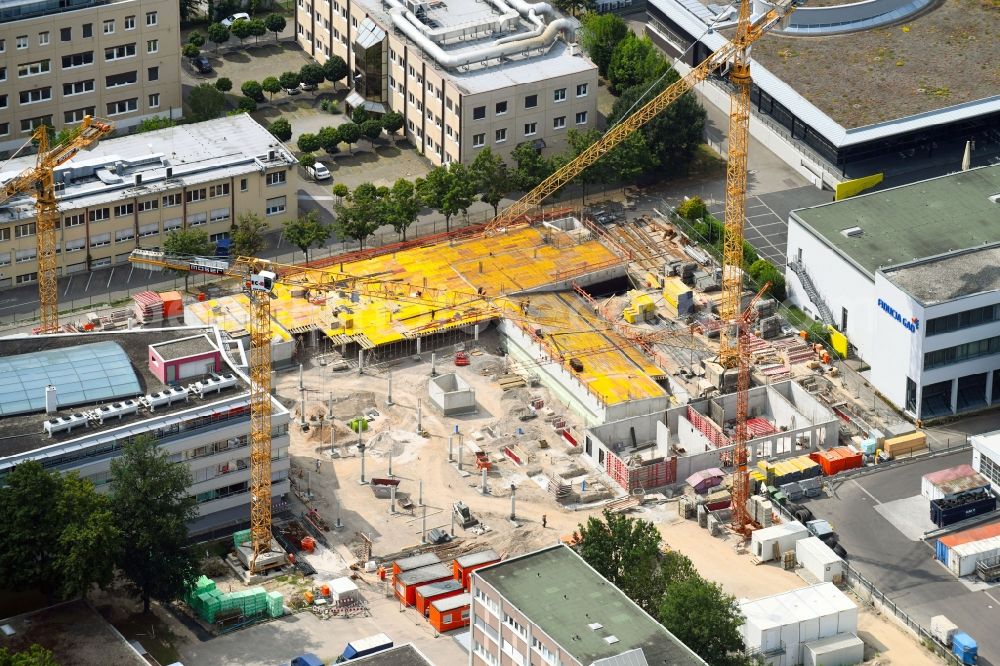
[935,521,1000,575]
[883,431,926,457]
[233,528,252,549]
[160,290,184,319]
[809,447,863,476]
[923,465,996,528]
[186,580,282,623]
[757,456,822,487]
[132,291,164,324]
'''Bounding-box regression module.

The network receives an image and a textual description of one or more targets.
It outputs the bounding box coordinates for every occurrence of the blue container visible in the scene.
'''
[952,632,977,664]
[935,539,949,563]
[861,439,877,455]
[929,493,996,528]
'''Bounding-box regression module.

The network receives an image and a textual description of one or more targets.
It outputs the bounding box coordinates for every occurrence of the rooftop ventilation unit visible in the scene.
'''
[43,413,89,437]
[587,623,603,631]
[87,399,140,424]
[603,636,619,645]
[189,373,238,397]
[989,193,1000,204]
[840,226,864,238]
[140,387,190,411]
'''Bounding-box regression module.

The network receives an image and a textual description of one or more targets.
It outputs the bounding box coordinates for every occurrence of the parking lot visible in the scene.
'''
[803,450,1000,666]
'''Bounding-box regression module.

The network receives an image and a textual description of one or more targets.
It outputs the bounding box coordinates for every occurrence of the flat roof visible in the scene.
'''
[0,116,294,219]
[740,583,856,631]
[455,549,500,568]
[882,243,1000,305]
[349,644,434,666]
[397,563,453,586]
[431,592,471,612]
[451,41,596,95]
[475,545,706,665]
[415,579,464,598]
[0,328,248,461]
[791,165,1000,275]
[151,334,218,361]
[394,552,441,571]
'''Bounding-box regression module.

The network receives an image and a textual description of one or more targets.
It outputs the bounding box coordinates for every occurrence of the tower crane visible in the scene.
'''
[0,117,114,332]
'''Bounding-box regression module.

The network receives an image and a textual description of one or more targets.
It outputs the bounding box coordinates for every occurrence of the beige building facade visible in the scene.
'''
[0,0,182,157]
[0,115,297,289]
[294,0,597,166]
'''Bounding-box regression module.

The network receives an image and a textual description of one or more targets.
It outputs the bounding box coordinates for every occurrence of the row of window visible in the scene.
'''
[926,304,1000,336]
[0,13,158,53]
[924,334,1000,370]
[470,113,587,147]
[471,85,588,121]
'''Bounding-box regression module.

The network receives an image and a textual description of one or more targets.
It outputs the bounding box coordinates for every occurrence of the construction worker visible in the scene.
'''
[315,458,321,473]
[542,514,547,528]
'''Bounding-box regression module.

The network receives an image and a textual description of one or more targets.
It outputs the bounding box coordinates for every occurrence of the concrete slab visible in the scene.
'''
[873,495,936,541]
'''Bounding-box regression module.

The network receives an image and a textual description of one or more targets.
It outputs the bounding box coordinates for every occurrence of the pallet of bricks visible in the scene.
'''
[186,575,284,624]
[133,291,164,325]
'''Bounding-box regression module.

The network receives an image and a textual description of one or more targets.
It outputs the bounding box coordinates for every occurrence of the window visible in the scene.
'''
[146,39,158,54]
[924,335,1000,370]
[447,97,454,111]
[83,23,92,38]
[61,27,72,41]
[0,229,9,242]
[0,253,10,267]
[496,101,508,115]
[0,96,6,109]
[576,83,588,97]
[553,116,566,129]
[210,232,230,244]
[266,171,286,186]
[240,178,248,192]
[265,196,286,215]
[103,20,114,34]
[186,188,206,202]
[575,111,587,124]
[554,88,566,102]
[473,106,486,120]
[162,193,181,207]
[64,106,95,123]
[210,208,230,223]
[495,128,507,143]
[107,98,138,115]
[927,305,1000,336]
[446,124,453,138]
[148,93,160,108]
[0,68,5,82]
[138,222,159,237]
[19,88,52,104]
[524,122,537,136]
[15,223,36,238]
[89,208,109,222]
[472,133,485,148]
[145,11,157,26]
[64,213,85,227]
[0,123,7,136]
[147,67,160,83]
[187,212,207,226]
[124,15,135,30]
[17,35,28,49]
[163,217,182,232]
[114,203,133,217]
[0,39,5,52]
[106,71,137,87]
[524,94,537,109]
[115,228,135,243]
[18,59,50,77]
[105,43,136,61]
[138,199,158,212]
[20,116,52,133]
[38,31,49,45]
[62,52,94,68]
[210,183,230,198]
[63,79,94,96]
[90,232,111,247]
[16,273,38,285]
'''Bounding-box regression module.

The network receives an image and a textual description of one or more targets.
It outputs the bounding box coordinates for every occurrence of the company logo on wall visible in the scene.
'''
[877,299,919,333]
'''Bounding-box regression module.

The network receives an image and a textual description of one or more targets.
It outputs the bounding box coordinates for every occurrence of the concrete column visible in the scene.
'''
[358,350,364,375]
[416,399,422,433]
[390,484,397,514]
[421,504,427,543]
[416,337,422,355]
[951,378,959,415]
[458,434,464,470]
[474,324,479,341]
[509,484,516,520]
[419,479,423,506]
[481,468,488,494]
[431,352,437,377]
[448,435,454,462]
[388,446,394,477]
[386,372,394,406]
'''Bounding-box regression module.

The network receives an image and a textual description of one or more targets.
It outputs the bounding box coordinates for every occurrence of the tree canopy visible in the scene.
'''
[417,164,474,232]
[386,178,421,240]
[658,578,749,666]
[136,116,175,133]
[265,13,286,40]
[248,19,268,43]
[163,227,213,290]
[278,70,301,91]
[322,56,349,88]
[334,183,386,249]
[268,117,292,141]
[111,436,199,613]
[360,119,382,147]
[187,84,226,122]
[206,23,230,50]
[510,143,553,192]
[283,210,330,262]
[317,125,341,154]
[381,111,404,142]
[241,79,264,101]
[230,211,269,257]
[470,147,511,217]
[300,63,325,87]
[229,18,253,45]
[607,34,669,95]
[215,77,233,92]
[261,76,281,100]
[297,132,321,153]
[337,123,361,153]
[0,644,59,666]
[579,12,629,77]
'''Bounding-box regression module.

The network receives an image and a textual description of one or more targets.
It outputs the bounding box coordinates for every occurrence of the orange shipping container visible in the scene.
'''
[938,520,1000,549]
[159,291,184,318]
[428,593,471,633]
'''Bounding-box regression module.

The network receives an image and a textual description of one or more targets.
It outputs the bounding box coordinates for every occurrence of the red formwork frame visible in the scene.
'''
[605,450,677,492]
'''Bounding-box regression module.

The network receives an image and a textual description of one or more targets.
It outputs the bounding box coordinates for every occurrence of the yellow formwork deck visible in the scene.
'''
[523,292,666,405]
[186,294,293,343]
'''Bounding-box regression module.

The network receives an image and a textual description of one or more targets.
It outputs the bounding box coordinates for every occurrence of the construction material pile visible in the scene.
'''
[186,575,284,623]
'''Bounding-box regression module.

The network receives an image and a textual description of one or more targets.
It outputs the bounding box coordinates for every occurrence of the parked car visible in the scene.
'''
[306,163,331,180]
[299,81,318,91]
[191,55,213,74]
[220,12,250,27]
[284,86,301,95]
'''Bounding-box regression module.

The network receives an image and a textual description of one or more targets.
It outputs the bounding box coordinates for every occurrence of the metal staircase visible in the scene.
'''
[789,261,835,326]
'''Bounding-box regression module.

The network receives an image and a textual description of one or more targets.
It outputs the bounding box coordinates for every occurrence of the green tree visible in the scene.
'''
[552,0,594,16]
[677,196,707,221]
[317,125,341,154]
[297,132,321,153]
[322,55,349,89]
[111,436,199,614]
[416,164,473,232]
[381,110,404,144]
[187,30,206,47]
[360,119,382,148]
[268,117,292,141]
[261,76,281,100]
[278,70,301,92]
[248,18,268,44]
[241,79,264,100]
[163,227,213,291]
[179,0,199,22]
[563,128,613,203]
[215,76,233,92]
[57,474,120,599]
[606,131,658,192]
[229,18,253,45]
[299,152,317,170]
[658,578,749,666]
[334,183,386,249]
[187,83,226,122]
[470,147,511,217]
[386,178,421,240]
[332,183,350,204]
[575,510,665,614]
[337,122,361,154]
[510,142,552,192]
[0,644,59,666]
[610,74,706,178]
[283,210,330,262]
[182,43,200,59]
[748,258,787,301]
[607,35,668,94]
[299,63,325,88]
[238,96,257,112]
[136,116,175,133]
[230,211,269,257]
[351,106,369,125]
[206,22,230,51]
[578,12,629,77]
[265,13,286,40]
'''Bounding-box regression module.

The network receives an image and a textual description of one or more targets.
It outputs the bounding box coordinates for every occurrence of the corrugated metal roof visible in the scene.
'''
[740,582,856,630]
[455,549,501,568]
[430,592,471,612]
[939,521,1000,548]
[396,563,452,586]
[394,553,441,571]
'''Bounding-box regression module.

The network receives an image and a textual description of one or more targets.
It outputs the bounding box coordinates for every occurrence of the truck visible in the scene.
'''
[336,634,393,662]
[291,654,324,666]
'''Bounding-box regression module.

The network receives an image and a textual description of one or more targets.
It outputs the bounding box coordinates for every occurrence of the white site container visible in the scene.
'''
[741,583,858,666]
[329,576,359,604]
[931,615,958,646]
[751,520,810,563]
[802,633,864,666]
[795,536,845,583]
[949,535,1000,577]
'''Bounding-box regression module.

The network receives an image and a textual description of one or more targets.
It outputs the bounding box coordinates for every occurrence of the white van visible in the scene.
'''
[306,163,331,180]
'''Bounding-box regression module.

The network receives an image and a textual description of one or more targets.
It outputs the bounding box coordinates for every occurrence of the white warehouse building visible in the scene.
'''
[0,327,291,537]
[786,165,1000,422]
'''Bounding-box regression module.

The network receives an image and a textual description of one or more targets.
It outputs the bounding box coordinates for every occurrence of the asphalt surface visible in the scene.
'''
[803,450,1000,666]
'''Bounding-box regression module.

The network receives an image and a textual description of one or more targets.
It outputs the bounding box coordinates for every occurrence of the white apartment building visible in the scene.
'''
[295,0,598,165]
[0,114,297,288]
[0,327,291,537]
[0,0,182,156]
